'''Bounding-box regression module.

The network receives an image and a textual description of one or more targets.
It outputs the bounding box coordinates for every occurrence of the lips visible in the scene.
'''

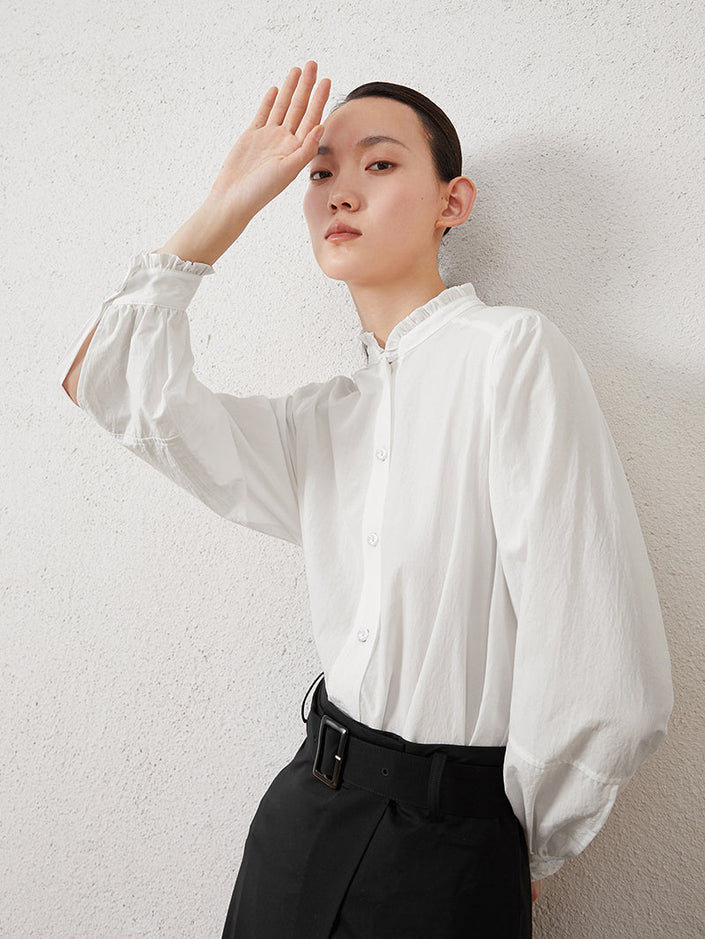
[325,222,362,239]
[326,232,361,242]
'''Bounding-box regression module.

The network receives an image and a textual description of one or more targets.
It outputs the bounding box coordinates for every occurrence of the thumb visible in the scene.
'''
[284,125,325,176]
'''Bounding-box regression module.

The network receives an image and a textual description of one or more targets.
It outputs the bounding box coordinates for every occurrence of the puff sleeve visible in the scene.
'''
[486,310,673,881]
[57,250,302,546]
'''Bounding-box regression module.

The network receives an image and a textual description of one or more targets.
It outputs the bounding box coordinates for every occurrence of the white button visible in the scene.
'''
[375,448,388,461]
[357,628,370,642]
[367,532,379,546]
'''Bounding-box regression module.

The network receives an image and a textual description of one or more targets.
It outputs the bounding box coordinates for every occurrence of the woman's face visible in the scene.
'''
[302,96,449,289]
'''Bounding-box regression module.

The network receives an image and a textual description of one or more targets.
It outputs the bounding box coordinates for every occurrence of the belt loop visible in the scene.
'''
[427,751,448,821]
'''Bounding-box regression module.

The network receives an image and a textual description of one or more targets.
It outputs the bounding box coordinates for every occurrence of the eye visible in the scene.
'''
[309,161,395,182]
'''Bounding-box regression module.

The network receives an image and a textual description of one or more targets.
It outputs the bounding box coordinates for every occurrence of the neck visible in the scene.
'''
[347,264,448,350]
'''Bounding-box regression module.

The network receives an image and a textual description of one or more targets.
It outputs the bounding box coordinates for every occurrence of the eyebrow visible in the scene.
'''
[316,135,410,156]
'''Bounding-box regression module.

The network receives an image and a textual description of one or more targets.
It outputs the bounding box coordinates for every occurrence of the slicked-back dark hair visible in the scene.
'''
[331,81,463,239]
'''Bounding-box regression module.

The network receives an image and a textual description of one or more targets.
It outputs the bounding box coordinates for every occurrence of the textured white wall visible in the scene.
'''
[3,0,703,935]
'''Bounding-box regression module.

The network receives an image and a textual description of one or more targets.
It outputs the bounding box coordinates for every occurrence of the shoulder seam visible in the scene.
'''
[485,308,543,390]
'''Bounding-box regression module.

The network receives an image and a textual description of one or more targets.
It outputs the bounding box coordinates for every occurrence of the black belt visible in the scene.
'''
[305,705,513,820]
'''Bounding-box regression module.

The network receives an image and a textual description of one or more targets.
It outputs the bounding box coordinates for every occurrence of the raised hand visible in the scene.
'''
[209,60,331,218]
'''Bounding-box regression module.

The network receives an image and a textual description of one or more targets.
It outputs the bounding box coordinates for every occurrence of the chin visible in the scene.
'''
[318,249,372,275]
[314,254,360,282]
[318,266,355,285]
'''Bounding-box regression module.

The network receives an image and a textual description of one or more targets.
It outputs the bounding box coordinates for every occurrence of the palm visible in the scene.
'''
[214,124,307,202]
[210,61,331,216]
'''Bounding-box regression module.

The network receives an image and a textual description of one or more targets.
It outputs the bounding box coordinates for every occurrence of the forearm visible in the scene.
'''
[156,192,255,266]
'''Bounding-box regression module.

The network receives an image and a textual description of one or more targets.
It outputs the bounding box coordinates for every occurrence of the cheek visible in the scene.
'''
[383,180,435,224]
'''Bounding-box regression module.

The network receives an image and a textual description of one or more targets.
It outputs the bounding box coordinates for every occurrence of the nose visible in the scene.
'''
[328,184,360,213]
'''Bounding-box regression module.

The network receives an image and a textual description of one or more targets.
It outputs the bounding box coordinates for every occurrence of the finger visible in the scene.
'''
[282,60,318,134]
[282,124,325,176]
[297,77,331,141]
[268,66,302,126]
[249,86,278,129]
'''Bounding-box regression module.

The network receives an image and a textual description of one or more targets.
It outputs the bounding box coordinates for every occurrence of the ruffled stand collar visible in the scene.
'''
[358,282,480,365]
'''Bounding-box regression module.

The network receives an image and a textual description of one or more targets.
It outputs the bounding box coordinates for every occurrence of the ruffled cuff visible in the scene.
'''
[137,248,216,278]
[529,855,565,881]
[111,248,215,310]
[57,248,215,403]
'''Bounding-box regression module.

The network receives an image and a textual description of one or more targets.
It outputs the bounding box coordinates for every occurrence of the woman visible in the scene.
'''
[59,61,673,937]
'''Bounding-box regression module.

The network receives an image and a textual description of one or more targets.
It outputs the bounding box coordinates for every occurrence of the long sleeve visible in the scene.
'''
[487,310,673,881]
[57,250,303,546]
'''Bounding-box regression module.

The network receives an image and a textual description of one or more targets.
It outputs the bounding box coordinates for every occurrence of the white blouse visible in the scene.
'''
[57,250,673,881]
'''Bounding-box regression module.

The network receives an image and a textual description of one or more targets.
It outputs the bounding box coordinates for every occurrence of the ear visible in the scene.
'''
[435,176,477,233]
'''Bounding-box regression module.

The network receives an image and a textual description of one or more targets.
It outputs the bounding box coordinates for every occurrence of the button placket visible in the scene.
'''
[343,356,394,719]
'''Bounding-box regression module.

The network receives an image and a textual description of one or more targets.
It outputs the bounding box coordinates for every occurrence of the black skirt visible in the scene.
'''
[221,674,531,938]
